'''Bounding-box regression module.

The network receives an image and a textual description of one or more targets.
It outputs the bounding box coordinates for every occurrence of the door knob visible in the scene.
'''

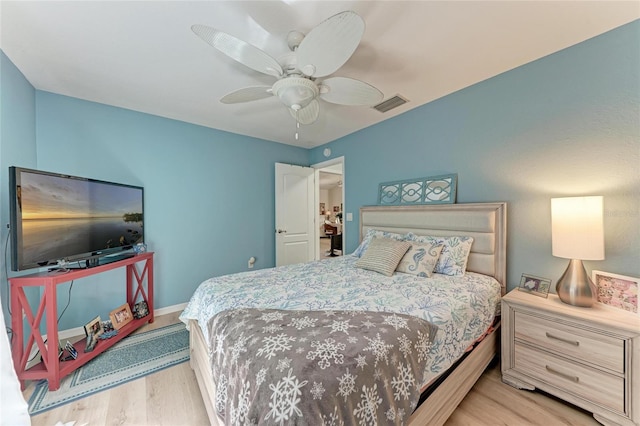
[276,229,287,234]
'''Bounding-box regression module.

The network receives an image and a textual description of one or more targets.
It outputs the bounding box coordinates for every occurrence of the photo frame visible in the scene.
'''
[319,202,325,215]
[592,270,638,314]
[83,315,103,337]
[109,303,133,330]
[64,341,78,360]
[518,274,552,298]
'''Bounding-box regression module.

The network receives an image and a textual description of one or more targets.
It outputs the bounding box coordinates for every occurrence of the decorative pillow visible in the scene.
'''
[355,237,411,277]
[353,229,406,258]
[406,233,474,276]
[396,241,444,278]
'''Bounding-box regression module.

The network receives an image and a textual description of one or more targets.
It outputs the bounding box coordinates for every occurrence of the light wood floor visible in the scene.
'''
[24,312,599,426]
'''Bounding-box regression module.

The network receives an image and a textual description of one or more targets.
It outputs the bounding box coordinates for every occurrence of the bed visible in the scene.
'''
[180,202,506,425]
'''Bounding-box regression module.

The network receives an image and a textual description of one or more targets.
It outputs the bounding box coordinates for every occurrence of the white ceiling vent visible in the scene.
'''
[373,95,408,113]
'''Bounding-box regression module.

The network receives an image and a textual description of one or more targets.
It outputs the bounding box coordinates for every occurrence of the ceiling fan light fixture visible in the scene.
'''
[272,77,319,110]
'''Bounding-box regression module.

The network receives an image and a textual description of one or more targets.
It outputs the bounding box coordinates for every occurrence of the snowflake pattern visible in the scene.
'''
[276,357,292,372]
[231,318,248,331]
[322,406,345,426]
[391,363,415,401]
[230,332,253,365]
[363,333,394,366]
[373,368,383,381]
[355,354,368,370]
[361,320,376,329]
[306,338,346,369]
[208,308,438,426]
[353,383,383,425]
[230,380,251,426]
[385,408,396,421]
[257,333,296,359]
[325,319,356,335]
[415,329,433,362]
[255,368,267,389]
[336,369,357,401]
[383,313,410,331]
[215,374,228,413]
[289,316,318,330]
[259,311,287,323]
[265,368,308,425]
[310,381,325,400]
[397,334,412,358]
[262,323,282,334]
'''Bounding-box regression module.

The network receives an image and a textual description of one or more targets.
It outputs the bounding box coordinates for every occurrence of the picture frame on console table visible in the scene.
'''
[592,270,639,314]
[109,303,133,330]
[84,316,103,337]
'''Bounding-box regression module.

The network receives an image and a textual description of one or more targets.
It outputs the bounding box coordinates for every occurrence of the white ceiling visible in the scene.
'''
[1,1,637,148]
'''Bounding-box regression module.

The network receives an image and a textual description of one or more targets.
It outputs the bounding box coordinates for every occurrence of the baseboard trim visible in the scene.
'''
[154,302,187,317]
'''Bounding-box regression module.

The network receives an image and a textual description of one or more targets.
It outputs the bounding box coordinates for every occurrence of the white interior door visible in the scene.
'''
[275,163,315,266]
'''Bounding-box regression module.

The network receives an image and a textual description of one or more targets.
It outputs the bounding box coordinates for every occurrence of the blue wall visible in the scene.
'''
[312,21,640,289]
[1,82,308,330]
[0,51,38,328]
[30,93,309,329]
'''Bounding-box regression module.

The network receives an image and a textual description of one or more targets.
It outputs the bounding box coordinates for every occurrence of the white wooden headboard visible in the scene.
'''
[360,203,507,293]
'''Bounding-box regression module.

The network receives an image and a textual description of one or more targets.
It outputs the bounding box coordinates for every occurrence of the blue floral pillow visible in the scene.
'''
[396,241,444,278]
[353,229,406,258]
[405,233,474,276]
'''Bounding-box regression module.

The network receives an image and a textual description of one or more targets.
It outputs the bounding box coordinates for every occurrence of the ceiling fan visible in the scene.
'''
[192,11,383,126]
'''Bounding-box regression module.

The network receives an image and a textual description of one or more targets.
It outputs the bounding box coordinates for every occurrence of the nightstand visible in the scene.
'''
[501,289,640,426]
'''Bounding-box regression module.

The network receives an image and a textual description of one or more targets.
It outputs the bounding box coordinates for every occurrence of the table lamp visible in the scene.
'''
[551,196,604,307]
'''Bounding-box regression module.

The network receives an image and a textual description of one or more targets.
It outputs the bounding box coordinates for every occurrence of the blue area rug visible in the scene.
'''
[28,322,189,415]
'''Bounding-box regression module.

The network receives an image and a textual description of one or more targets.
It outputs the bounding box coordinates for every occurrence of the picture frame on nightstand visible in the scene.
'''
[592,270,639,314]
[517,273,552,298]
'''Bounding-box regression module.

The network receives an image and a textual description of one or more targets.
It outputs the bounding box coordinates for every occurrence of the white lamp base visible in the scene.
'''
[556,259,596,307]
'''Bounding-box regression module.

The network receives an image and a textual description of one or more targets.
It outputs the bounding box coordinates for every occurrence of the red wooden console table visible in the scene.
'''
[10,251,154,391]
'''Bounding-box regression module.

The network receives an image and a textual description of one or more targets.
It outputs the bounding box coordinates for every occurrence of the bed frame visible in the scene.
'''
[189,202,507,425]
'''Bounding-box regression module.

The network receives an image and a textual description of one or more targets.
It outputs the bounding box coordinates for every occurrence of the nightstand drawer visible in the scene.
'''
[514,311,624,373]
[514,343,624,414]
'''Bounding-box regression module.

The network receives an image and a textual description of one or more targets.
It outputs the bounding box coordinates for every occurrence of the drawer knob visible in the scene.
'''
[545,365,580,383]
[545,332,579,346]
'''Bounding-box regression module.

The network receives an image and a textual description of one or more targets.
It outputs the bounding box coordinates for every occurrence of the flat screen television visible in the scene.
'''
[9,167,144,271]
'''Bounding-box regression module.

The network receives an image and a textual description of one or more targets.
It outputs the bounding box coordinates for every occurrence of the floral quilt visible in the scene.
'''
[208,308,438,425]
[179,255,501,388]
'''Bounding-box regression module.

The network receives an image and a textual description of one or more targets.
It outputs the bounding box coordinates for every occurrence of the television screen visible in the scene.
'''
[9,167,144,271]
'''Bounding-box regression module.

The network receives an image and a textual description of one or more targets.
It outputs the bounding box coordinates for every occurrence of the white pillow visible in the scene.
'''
[353,229,406,258]
[405,233,474,276]
[355,237,411,276]
[396,241,444,278]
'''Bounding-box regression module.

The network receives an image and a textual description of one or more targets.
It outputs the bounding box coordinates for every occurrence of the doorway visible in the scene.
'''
[313,157,344,260]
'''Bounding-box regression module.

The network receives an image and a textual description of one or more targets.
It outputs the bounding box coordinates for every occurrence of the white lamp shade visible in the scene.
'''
[551,196,604,260]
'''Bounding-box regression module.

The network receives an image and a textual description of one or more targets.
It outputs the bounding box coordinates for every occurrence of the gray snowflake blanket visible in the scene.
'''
[207,308,438,425]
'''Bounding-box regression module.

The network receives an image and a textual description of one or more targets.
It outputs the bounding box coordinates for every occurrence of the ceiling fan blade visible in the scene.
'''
[220,86,273,104]
[289,99,319,125]
[319,77,383,106]
[191,24,283,78]
[296,11,365,78]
